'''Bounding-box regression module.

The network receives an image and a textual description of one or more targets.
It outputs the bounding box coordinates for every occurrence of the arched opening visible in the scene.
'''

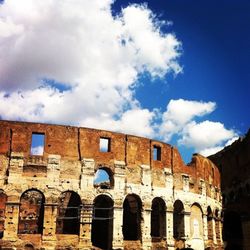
[91,195,114,250]
[0,190,7,239]
[207,206,213,240]
[190,203,203,239]
[151,197,166,240]
[24,244,35,250]
[123,194,142,241]
[173,200,185,239]
[18,189,45,234]
[56,191,81,235]
[223,211,243,250]
[94,167,114,189]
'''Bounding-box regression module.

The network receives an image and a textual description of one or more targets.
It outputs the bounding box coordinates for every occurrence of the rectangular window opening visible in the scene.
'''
[100,137,111,152]
[30,133,45,156]
[153,146,161,161]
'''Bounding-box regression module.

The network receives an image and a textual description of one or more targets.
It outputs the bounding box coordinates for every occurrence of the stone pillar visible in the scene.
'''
[141,202,152,250]
[47,155,61,188]
[166,206,175,250]
[114,160,126,191]
[202,213,208,241]
[184,211,191,241]
[212,217,217,244]
[42,204,57,249]
[8,152,24,184]
[79,203,93,249]
[141,164,152,195]
[112,204,123,249]
[81,158,95,190]
[3,202,19,241]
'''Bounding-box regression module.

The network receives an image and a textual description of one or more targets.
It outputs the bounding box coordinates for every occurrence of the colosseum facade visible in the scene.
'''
[0,120,223,250]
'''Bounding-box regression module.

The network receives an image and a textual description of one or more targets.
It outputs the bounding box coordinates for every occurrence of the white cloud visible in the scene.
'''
[30,145,44,155]
[0,0,181,138]
[160,99,216,141]
[179,120,237,152]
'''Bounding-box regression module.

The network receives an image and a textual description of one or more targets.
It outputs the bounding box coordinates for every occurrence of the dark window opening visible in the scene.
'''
[30,133,45,156]
[153,146,161,161]
[151,197,166,240]
[94,168,114,189]
[207,207,213,240]
[173,200,185,239]
[0,191,7,239]
[56,191,81,235]
[91,195,114,250]
[123,194,142,241]
[100,137,111,152]
[18,189,45,234]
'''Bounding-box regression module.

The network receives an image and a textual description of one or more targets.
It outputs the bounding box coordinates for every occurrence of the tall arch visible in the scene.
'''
[207,206,213,241]
[18,189,45,234]
[173,200,185,239]
[91,194,114,250]
[122,194,142,241]
[151,197,166,239]
[0,190,7,238]
[190,203,203,239]
[56,191,81,235]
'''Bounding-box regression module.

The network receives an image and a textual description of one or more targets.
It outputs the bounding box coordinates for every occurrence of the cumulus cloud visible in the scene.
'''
[179,120,236,150]
[159,99,216,141]
[0,0,181,138]
[159,99,238,155]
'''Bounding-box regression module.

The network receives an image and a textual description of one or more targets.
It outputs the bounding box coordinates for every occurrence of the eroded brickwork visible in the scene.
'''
[0,120,223,250]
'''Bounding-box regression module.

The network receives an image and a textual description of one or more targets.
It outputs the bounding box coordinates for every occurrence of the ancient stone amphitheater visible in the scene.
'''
[0,120,223,250]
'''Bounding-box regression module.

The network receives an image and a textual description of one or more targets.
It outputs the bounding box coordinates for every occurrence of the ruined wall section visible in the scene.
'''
[0,120,223,250]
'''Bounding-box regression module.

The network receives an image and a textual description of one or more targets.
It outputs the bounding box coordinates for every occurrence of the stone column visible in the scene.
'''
[42,203,57,249]
[141,202,152,250]
[184,211,191,241]
[79,203,93,249]
[3,202,19,241]
[47,155,61,188]
[202,213,208,241]
[141,164,152,195]
[114,160,126,191]
[80,158,95,190]
[166,206,175,250]
[8,152,24,184]
[112,204,123,249]
[212,217,217,244]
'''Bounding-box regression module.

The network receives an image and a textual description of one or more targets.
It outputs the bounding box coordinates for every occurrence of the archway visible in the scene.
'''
[0,190,7,238]
[91,195,114,250]
[173,200,185,239]
[151,197,166,239]
[18,189,45,234]
[122,194,142,241]
[190,203,203,239]
[94,167,114,189]
[56,191,81,235]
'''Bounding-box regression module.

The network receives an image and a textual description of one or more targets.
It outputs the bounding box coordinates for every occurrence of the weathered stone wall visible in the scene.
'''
[209,129,250,250]
[0,120,223,250]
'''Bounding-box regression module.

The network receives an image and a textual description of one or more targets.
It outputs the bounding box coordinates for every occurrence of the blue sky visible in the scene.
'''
[0,0,249,162]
